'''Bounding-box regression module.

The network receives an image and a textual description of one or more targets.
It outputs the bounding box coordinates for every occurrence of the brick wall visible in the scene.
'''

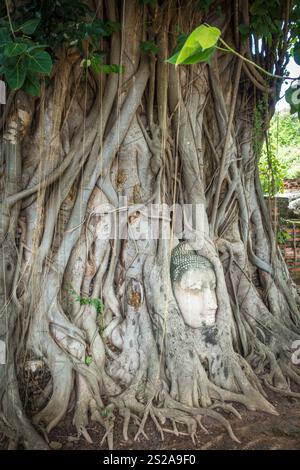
[283,178,300,192]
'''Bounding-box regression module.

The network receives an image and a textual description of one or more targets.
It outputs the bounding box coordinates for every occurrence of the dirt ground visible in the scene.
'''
[44,388,300,451]
[1,383,300,450]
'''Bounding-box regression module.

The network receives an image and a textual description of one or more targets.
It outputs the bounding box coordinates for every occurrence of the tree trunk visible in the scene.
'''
[0,0,299,449]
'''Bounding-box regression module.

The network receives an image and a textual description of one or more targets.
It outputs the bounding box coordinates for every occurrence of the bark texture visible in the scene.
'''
[0,0,299,449]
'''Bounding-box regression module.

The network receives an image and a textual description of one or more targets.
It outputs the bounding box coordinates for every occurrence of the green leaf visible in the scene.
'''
[106,20,121,33]
[4,58,27,89]
[293,42,300,66]
[27,44,49,52]
[182,46,216,64]
[166,52,179,64]
[0,52,5,68]
[100,407,109,418]
[176,24,220,65]
[80,58,91,68]
[17,18,40,35]
[90,53,104,73]
[110,64,124,73]
[26,50,52,75]
[239,23,250,37]
[140,40,158,55]
[100,64,124,74]
[197,0,213,13]
[0,27,11,45]
[167,45,215,65]
[85,356,93,366]
[4,42,28,57]
[22,73,40,96]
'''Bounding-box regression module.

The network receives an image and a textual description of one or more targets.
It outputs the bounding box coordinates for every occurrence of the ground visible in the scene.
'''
[54,389,300,450]
[2,387,299,450]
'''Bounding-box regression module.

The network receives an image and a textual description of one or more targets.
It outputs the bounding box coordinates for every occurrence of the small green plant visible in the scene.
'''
[140,40,158,56]
[255,102,289,197]
[67,286,105,336]
[81,56,124,75]
[67,287,104,312]
[265,113,300,179]
[259,145,287,197]
[85,355,93,366]
[258,109,300,194]
[100,407,110,418]
[276,229,291,245]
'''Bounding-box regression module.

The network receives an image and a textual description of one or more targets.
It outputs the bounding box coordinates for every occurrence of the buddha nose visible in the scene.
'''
[204,288,217,310]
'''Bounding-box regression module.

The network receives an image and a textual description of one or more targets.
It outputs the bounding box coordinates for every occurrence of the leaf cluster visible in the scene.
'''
[0,0,123,96]
[0,17,52,95]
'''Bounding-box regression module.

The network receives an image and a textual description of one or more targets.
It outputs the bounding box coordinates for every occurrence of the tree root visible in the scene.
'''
[263,380,300,398]
[111,388,243,445]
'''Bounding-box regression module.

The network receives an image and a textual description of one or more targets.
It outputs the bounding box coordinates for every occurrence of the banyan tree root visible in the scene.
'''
[0,0,300,450]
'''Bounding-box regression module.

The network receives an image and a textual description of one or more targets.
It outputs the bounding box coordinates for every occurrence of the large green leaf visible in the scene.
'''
[22,19,40,35]
[167,46,216,65]
[4,58,27,89]
[166,52,180,65]
[22,72,40,96]
[0,53,5,70]
[26,50,52,75]
[0,27,10,45]
[4,42,28,57]
[176,24,220,65]
[239,23,250,37]
[196,25,220,49]
[17,18,40,35]
[186,47,215,65]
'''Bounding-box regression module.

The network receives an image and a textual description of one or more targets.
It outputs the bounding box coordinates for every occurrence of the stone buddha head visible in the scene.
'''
[170,243,217,328]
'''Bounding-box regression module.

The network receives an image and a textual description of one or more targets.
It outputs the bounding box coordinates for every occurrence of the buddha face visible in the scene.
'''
[171,243,218,328]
